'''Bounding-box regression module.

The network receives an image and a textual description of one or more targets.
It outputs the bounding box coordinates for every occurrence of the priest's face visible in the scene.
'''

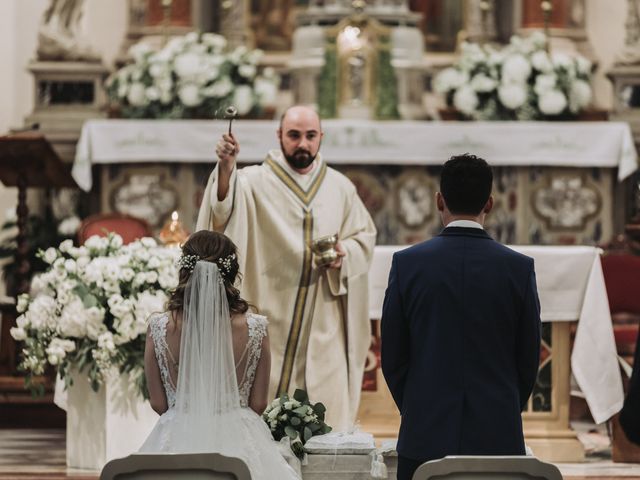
[278,106,323,172]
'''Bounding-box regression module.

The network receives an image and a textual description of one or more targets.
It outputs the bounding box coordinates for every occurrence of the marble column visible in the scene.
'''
[219,0,253,49]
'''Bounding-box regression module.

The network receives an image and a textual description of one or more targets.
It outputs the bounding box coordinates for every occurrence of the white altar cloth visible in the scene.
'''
[370,245,624,425]
[72,120,638,191]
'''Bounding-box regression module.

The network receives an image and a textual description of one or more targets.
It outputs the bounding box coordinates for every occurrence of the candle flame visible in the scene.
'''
[171,211,178,221]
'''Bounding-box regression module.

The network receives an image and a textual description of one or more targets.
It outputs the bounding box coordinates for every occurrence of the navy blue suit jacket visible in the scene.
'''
[381,227,541,461]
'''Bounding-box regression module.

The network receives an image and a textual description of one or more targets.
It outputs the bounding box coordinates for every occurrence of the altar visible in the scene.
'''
[73,119,637,246]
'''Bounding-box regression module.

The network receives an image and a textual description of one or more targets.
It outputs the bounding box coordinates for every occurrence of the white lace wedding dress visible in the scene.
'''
[139,311,299,479]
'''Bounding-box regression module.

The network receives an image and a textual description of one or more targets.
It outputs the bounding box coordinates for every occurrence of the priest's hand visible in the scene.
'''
[216,133,239,173]
[326,241,346,269]
[215,133,239,201]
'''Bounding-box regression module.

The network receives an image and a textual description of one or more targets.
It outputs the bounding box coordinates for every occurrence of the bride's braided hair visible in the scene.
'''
[167,230,249,315]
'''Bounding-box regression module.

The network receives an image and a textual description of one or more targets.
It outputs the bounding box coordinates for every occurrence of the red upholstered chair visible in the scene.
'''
[601,254,640,376]
[78,213,152,245]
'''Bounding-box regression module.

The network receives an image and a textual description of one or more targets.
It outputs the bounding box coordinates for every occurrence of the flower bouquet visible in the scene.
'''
[434,32,593,121]
[10,233,179,398]
[106,32,279,119]
[263,389,332,459]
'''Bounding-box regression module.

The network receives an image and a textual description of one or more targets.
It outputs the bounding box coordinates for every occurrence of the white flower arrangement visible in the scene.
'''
[10,233,180,397]
[106,32,280,119]
[435,32,593,120]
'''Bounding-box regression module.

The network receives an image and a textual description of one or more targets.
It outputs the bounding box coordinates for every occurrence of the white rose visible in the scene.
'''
[177,83,202,107]
[538,90,567,115]
[233,85,254,115]
[16,294,29,313]
[64,259,77,273]
[127,82,147,107]
[43,248,58,265]
[146,271,159,284]
[470,74,497,93]
[128,42,153,62]
[502,54,531,83]
[110,234,124,249]
[569,79,592,112]
[551,52,573,69]
[498,83,527,109]
[76,256,90,269]
[531,51,552,73]
[16,314,28,329]
[120,268,135,282]
[10,327,27,341]
[453,86,479,116]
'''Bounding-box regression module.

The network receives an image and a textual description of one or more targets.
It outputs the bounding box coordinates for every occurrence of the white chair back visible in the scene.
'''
[412,456,562,480]
[100,453,251,480]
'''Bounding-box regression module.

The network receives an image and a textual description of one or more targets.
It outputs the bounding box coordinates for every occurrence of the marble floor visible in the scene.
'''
[1,427,640,479]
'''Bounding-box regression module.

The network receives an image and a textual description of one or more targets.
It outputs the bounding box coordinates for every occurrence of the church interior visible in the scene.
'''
[1,0,640,478]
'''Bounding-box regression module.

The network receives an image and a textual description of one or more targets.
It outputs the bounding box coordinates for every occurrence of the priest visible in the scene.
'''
[196,106,376,430]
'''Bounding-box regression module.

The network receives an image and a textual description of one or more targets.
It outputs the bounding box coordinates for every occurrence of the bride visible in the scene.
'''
[139,230,299,479]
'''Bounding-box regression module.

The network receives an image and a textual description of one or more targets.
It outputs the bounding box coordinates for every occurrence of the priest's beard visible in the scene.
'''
[280,139,320,170]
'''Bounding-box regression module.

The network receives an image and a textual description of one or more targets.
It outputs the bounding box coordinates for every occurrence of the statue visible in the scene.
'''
[616,0,640,64]
[37,0,101,62]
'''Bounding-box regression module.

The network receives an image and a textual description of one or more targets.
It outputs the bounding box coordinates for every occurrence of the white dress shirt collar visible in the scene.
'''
[446,219,484,230]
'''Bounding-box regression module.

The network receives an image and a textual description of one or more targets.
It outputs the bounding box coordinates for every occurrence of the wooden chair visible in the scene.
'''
[601,254,640,377]
[78,213,152,245]
[100,452,252,480]
[412,456,563,480]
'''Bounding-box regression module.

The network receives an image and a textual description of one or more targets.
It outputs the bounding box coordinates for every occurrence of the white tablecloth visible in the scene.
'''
[369,245,624,424]
[72,120,638,191]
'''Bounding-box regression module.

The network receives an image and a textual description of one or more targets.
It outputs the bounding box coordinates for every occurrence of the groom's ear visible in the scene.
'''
[436,192,445,212]
[483,195,494,215]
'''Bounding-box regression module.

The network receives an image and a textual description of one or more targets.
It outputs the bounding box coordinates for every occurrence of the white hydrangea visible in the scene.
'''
[531,51,553,73]
[434,68,468,93]
[470,74,497,93]
[453,86,479,116]
[538,90,568,115]
[502,54,531,83]
[127,83,147,107]
[233,85,255,115]
[534,74,557,96]
[178,83,202,107]
[569,80,592,112]
[498,83,527,110]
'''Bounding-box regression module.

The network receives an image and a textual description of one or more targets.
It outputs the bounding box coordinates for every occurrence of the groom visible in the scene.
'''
[381,154,541,480]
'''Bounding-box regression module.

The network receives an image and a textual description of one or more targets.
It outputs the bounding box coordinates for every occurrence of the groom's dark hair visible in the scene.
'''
[440,153,493,215]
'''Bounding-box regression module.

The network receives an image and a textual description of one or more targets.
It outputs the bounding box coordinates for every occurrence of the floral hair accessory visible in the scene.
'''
[217,253,236,276]
[176,254,199,272]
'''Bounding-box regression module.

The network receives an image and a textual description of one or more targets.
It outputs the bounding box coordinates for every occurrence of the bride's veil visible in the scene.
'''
[167,260,241,451]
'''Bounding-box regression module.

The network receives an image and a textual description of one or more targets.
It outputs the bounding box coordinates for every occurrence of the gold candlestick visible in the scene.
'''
[159,210,189,247]
[540,0,553,52]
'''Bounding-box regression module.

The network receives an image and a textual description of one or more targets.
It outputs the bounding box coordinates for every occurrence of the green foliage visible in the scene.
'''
[375,41,400,120]
[318,43,338,119]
